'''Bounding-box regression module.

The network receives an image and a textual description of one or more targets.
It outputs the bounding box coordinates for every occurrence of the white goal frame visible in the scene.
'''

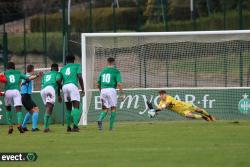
[80,30,250,125]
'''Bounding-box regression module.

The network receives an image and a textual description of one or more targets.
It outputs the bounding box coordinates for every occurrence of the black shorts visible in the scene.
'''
[21,94,37,111]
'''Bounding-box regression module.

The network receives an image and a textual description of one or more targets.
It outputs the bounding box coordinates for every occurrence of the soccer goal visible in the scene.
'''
[80,30,250,125]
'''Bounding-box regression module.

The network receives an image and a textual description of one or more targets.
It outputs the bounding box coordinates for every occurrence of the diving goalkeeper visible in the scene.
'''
[150,90,215,121]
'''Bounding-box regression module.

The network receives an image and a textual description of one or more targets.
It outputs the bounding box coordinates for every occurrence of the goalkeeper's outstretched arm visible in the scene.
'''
[156,102,173,111]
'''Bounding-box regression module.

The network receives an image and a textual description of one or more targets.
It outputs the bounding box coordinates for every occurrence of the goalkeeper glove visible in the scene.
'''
[148,109,156,118]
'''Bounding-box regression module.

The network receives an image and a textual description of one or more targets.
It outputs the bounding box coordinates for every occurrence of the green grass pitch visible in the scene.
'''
[1,121,250,167]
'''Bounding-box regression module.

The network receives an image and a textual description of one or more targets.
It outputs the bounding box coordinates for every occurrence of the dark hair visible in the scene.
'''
[7,62,15,70]
[107,57,115,64]
[27,64,34,73]
[66,54,75,63]
[159,90,167,95]
[51,63,59,71]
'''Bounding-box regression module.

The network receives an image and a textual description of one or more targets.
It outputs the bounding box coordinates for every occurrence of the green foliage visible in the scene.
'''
[8,32,63,62]
[30,7,142,32]
[141,10,250,31]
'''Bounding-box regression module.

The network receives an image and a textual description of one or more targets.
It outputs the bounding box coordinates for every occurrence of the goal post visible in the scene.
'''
[80,30,250,125]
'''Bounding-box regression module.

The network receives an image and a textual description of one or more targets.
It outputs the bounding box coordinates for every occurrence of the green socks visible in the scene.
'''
[98,111,116,129]
[66,110,71,127]
[16,112,23,125]
[44,113,50,129]
[6,112,13,125]
[109,112,116,130]
[98,111,107,122]
[72,108,81,126]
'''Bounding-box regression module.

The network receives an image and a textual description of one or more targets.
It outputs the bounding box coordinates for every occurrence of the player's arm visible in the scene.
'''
[117,83,125,97]
[116,71,125,99]
[23,72,43,81]
[56,79,62,96]
[96,83,101,91]
[57,80,62,103]
[77,66,85,96]
[157,102,172,110]
[77,74,85,97]
[56,73,62,103]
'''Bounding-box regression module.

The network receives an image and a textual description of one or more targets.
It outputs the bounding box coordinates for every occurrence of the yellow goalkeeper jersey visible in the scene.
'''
[158,95,194,113]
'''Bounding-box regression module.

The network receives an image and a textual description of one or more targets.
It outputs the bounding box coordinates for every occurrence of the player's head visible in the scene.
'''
[66,54,75,63]
[7,62,15,70]
[27,64,34,73]
[107,57,115,66]
[159,90,167,100]
[51,63,59,71]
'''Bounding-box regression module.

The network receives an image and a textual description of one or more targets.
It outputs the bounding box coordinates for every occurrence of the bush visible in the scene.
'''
[141,11,250,32]
[8,32,63,62]
[31,7,144,32]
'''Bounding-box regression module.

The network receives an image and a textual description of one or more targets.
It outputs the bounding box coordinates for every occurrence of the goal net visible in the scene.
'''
[80,30,250,125]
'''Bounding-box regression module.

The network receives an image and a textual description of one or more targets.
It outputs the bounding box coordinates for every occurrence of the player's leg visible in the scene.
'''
[42,87,55,132]
[109,89,118,131]
[187,112,211,121]
[195,108,215,121]
[109,107,116,131]
[22,112,31,131]
[184,111,203,119]
[31,106,39,131]
[13,90,24,133]
[98,89,110,130]
[44,102,54,132]
[65,102,72,131]
[15,106,24,133]
[21,94,31,131]
[4,90,14,134]
[72,101,80,132]
[5,106,14,134]
[68,84,81,132]
[98,100,108,130]
[21,94,39,131]
[62,84,73,131]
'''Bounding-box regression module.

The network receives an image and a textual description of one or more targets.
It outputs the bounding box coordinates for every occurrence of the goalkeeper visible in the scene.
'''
[150,90,215,121]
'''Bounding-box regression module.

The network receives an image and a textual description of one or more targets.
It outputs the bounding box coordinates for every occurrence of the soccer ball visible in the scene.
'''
[148,109,156,118]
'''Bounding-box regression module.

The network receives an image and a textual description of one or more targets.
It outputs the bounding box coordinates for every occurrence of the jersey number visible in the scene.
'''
[9,75,15,83]
[102,73,110,83]
[45,75,51,82]
[65,68,71,75]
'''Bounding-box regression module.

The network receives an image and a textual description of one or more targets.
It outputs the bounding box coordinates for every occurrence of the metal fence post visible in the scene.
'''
[43,0,48,67]
[3,32,8,70]
[162,0,168,31]
[136,0,141,32]
[223,0,226,30]
[112,0,117,32]
[238,0,243,30]
[88,0,93,32]
[23,10,27,72]
[191,0,196,31]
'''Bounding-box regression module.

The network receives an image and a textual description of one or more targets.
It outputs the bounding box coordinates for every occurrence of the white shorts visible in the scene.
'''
[100,88,117,109]
[41,86,56,105]
[62,83,80,102]
[5,89,22,107]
